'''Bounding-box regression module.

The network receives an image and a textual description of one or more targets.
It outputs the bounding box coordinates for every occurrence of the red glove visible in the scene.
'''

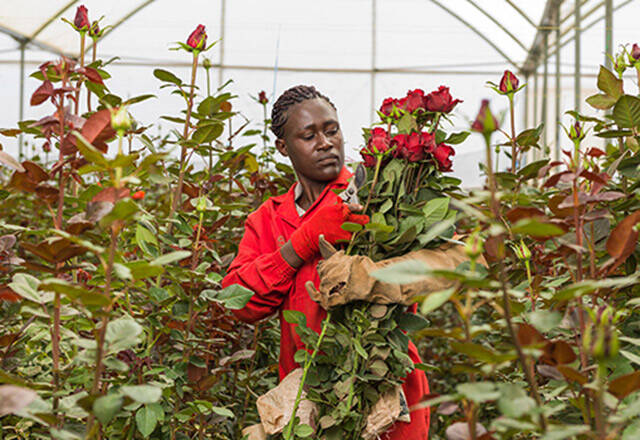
[290,202,369,261]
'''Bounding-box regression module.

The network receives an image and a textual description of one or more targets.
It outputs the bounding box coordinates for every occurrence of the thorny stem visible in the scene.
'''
[346,155,382,255]
[74,32,86,115]
[509,95,518,172]
[593,363,607,439]
[169,52,199,227]
[85,225,118,438]
[283,312,332,440]
[87,40,97,112]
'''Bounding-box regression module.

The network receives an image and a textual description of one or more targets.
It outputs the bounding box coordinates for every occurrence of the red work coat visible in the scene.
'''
[222,167,430,439]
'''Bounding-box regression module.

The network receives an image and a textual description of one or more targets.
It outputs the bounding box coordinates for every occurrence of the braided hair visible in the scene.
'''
[270,85,337,139]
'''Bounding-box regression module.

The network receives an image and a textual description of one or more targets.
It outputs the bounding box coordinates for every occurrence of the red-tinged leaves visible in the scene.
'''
[557,365,588,385]
[548,194,575,218]
[586,147,606,157]
[79,66,104,84]
[606,211,640,259]
[60,133,78,155]
[81,109,115,150]
[517,323,546,347]
[35,184,59,205]
[543,171,572,188]
[21,238,86,264]
[30,81,54,106]
[579,170,609,186]
[92,187,131,204]
[483,235,504,262]
[445,422,488,440]
[0,286,21,302]
[536,161,562,179]
[8,161,49,193]
[505,207,545,223]
[540,340,577,366]
[608,371,640,399]
[0,128,22,137]
[588,191,626,203]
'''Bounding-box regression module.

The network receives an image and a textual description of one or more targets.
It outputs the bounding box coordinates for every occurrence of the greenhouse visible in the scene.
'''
[1,1,640,439]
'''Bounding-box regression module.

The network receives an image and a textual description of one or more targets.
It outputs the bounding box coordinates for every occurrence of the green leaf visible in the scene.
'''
[527,310,562,333]
[121,385,162,404]
[123,94,156,105]
[597,65,623,99]
[99,199,139,228]
[283,310,306,325]
[341,222,364,232]
[74,132,108,167]
[38,278,109,307]
[396,313,430,332]
[420,288,455,315]
[369,359,389,377]
[126,261,164,280]
[295,424,314,437]
[586,93,617,110]
[150,251,191,266]
[417,217,456,246]
[105,316,143,353]
[153,69,182,85]
[396,112,417,134]
[9,273,44,303]
[511,218,564,237]
[205,284,254,310]
[422,197,449,228]
[517,159,549,180]
[451,342,516,364]
[621,350,640,366]
[539,425,590,440]
[554,275,638,300]
[192,122,224,144]
[444,131,470,145]
[136,405,158,438]
[370,259,429,284]
[353,339,368,359]
[211,406,234,418]
[613,95,640,129]
[515,124,543,147]
[456,382,500,403]
[93,394,123,425]
[497,383,535,418]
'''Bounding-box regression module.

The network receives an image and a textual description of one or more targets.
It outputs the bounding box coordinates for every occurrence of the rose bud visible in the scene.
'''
[258,91,268,104]
[203,57,212,69]
[499,70,519,94]
[187,24,207,51]
[424,86,462,113]
[132,190,145,200]
[77,268,92,283]
[471,99,499,135]
[632,43,640,61]
[89,20,100,38]
[464,231,484,260]
[367,127,391,154]
[569,121,585,141]
[110,106,132,131]
[74,5,90,31]
[512,239,532,261]
[42,140,51,153]
[433,143,455,171]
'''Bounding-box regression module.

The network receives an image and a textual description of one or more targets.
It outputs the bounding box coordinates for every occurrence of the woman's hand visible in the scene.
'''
[281,202,368,268]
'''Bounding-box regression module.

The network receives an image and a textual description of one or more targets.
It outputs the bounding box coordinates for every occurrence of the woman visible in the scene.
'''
[222,85,430,439]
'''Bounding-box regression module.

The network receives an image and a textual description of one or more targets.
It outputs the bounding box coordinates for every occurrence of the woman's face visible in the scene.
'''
[275,98,344,185]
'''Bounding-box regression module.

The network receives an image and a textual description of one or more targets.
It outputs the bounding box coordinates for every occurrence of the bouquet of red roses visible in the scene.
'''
[347,86,468,260]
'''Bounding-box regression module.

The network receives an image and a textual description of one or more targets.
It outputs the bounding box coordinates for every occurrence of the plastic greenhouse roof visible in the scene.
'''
[2,0,640,187]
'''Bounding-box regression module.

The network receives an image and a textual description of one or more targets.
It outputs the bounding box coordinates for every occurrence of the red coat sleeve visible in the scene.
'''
[221,212,296,323]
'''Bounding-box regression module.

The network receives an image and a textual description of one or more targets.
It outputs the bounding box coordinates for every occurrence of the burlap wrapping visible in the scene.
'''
[362,385,411,440]
[241,424,267,440]
[306,239,470,309]
[256,368,318,435]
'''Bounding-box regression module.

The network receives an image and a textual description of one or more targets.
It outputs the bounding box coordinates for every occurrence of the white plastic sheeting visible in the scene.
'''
[1,0,639,187]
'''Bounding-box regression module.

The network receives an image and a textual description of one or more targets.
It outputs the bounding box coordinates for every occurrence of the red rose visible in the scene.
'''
[632,43,640,61]
[132,190,146,200]
[405,89,425,113]
[360,148,377,168]
[396,96,408,111]
[380,97,396,116]
[391,134,407,158]
[74,5,90,31]
[499,70,519,93]
[368,127,390,154]
[471,99,499,134]
[433,143,455,171]
[187,24,207,50]
[424,86,462,113]
[420,132,436,154]
[258,91,268,104]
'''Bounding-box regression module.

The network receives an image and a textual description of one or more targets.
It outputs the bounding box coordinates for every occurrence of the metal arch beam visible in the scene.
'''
[86,0,157,54]
[30,1,78,41]
[521,0,562,76]
[464,0,527,51]
[504,0,537,27]
[0,24,69,56]
[428,0,519,69]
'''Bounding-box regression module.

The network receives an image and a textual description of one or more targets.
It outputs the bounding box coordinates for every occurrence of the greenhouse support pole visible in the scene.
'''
[604,0,613,70]
[218,0,226,87]
[574,0,581,112]
[542,32,549,154]
[533,71,539,161]
[524,75,530,134]
[555,2,562,162]
[18,41,25,160]
[370,0,377,124]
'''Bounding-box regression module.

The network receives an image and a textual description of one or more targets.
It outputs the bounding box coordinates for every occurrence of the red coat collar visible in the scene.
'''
[272,167,352,228]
